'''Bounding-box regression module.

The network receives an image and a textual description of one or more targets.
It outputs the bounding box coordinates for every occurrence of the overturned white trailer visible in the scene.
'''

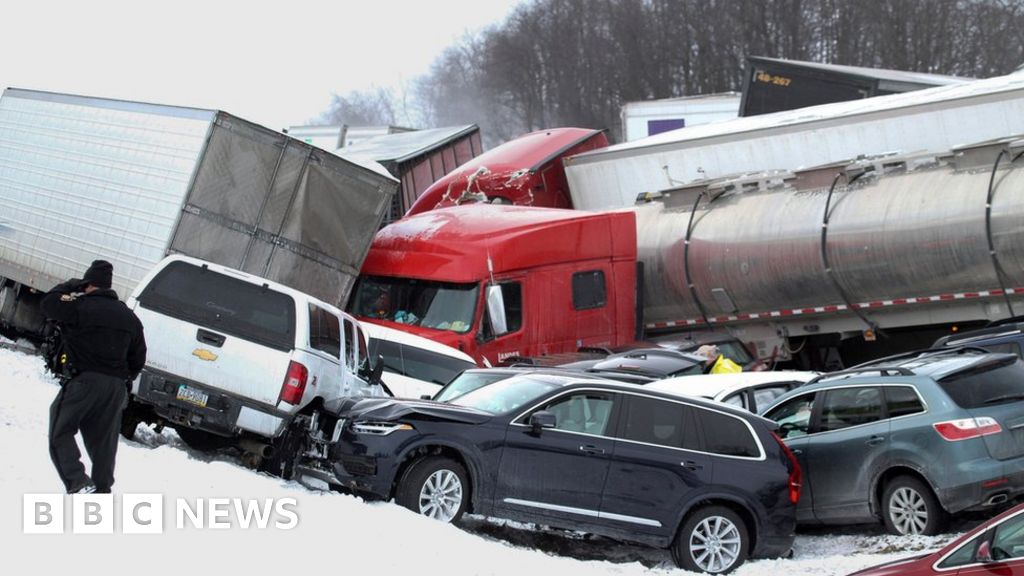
[0,88,397,333]
[567,72,1024,210]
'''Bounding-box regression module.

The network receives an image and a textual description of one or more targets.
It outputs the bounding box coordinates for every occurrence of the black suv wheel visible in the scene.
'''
[672,505,749,574]
[396,456,469,523]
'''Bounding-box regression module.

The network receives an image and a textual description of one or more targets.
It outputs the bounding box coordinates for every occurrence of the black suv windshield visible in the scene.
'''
[450,376,563,414]
[137,261,295,351]
[939,357,1024,408]
[435,371,514,402]
[352,276,479,334]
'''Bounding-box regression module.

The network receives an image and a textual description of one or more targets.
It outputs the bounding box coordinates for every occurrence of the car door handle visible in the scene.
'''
[681,460,704,471]
[579,445,605,455]
[866,435,886,446]
[790,448,803,456]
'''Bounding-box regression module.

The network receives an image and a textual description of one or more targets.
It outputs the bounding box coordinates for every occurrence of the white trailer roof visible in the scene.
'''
[566,72,1024,209]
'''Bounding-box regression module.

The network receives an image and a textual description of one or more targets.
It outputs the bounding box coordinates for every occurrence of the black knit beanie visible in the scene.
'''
[83,260,113,289]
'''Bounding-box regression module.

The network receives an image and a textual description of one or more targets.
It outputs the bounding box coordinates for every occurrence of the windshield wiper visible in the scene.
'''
[982,393,1024,406]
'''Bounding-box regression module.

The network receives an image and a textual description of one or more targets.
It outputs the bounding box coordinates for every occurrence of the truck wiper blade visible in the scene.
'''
[982,393,1024,406]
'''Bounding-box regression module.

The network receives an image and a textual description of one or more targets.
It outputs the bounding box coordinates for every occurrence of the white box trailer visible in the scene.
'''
[567,72,1024,210]
[620,92,740,142]
[0,88,397,333]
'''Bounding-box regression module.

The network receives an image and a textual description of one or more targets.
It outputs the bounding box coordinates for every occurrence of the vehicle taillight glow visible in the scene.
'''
[280,361,309,405]
[772,432,802,505]
[933,417,1002,441]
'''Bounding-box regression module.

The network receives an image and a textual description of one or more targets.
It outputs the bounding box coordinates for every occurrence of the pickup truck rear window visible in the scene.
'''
[138,261,295,351]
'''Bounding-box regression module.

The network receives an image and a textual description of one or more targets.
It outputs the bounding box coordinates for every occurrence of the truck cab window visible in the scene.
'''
[350,276,479,334]
[572,270,606,310]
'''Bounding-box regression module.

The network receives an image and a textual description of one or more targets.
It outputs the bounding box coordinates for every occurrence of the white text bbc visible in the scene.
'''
[23,494,299,534]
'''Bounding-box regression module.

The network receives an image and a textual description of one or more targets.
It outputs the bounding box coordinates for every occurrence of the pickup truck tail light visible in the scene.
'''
[280,361,309,405]
[933,417,1002,441]
[772,432,802,505]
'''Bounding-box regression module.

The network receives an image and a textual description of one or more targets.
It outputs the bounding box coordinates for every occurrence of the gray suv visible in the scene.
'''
[761,347,1024,535]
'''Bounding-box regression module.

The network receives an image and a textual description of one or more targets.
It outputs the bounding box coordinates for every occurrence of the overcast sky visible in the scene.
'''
[1,0,521,130]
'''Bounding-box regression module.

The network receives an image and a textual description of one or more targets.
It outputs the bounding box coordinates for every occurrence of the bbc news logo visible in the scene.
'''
[23,494,299,534]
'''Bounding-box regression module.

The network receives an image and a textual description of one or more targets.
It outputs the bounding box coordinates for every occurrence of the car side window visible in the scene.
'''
[694,408,760,458]
[937,532,982,569]
[820,387,883,431]
[342,318,357,370]
[993,513,1024,560]
[308,304,342,358]
[722,393,746,409]
[619,396,699,450]
[764,393,816,439]
[752,384,792,413]
[884,385,925,418]
[542,392,615,436]
[938,513,1024,569]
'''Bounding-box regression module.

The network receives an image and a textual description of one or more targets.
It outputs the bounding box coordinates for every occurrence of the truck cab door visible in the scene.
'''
[478,279,526,365]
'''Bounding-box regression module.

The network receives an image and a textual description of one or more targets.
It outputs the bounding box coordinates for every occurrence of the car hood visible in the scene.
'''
[335,397,494,425]
[846,553,931,576]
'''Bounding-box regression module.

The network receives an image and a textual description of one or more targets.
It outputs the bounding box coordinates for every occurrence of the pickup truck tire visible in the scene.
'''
[395,456,468,523]
[259,421,306,480]
[120,404,142,440]
[175,427,232,451]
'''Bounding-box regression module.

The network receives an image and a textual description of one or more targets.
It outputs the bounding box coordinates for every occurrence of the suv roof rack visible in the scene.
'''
[807,366,915,385]
[940,320,1024,345]
[984,315,1024,328]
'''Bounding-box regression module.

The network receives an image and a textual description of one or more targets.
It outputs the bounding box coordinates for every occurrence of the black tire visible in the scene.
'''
[259,423,306,480]
[882,475,949,535]
[671,505,749,574]
[120,405,141,440]
[395,456,469,523]
[174,427,232,451]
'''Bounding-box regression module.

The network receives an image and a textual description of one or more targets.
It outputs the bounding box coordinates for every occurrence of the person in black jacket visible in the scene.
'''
[41,260,147,494]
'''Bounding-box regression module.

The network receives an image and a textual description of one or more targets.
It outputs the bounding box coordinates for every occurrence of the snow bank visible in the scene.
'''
[0,348,956,575]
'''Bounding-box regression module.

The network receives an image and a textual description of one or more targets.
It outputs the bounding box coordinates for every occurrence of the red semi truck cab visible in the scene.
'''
[351,205,637,367]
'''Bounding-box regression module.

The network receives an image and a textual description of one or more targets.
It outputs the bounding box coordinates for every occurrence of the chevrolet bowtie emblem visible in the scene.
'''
[192,348,218,362]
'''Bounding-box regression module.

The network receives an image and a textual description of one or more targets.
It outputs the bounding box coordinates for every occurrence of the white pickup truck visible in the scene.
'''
[124,255,386,475]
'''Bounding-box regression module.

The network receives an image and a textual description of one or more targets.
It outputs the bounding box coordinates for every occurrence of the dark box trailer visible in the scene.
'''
[740,56,968,117]
[0,88,397,333]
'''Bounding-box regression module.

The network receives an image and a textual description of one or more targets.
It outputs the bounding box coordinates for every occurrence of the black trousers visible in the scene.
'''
[48,372,127,493]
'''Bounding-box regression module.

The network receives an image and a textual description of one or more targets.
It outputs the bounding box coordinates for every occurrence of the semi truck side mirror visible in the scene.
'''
[486,285,508,336]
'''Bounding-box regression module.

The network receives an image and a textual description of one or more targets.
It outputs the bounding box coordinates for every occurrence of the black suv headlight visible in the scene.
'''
[351,421,415,436]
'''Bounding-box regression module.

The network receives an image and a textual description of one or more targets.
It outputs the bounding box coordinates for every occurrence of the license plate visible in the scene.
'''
[176,384,209,408]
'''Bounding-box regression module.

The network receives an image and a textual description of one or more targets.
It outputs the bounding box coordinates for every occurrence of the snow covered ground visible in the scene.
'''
[0,345,972,575]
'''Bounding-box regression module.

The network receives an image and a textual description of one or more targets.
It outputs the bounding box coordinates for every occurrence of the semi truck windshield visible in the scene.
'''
[352,276,479,334]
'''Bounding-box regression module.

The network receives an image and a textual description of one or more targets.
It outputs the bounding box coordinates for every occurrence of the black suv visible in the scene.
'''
[318,374,799,574]
[935,317,1024,359]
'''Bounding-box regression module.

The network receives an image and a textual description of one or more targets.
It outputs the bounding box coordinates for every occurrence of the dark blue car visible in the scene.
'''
[318,373,800,574]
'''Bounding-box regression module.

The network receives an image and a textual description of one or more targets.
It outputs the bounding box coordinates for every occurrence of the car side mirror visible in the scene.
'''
[529,410,556,435]
[368,355,385,386]
[976,540,994,563]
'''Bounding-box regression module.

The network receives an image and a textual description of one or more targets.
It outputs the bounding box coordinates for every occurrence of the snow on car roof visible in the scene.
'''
[646,371,820,400]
